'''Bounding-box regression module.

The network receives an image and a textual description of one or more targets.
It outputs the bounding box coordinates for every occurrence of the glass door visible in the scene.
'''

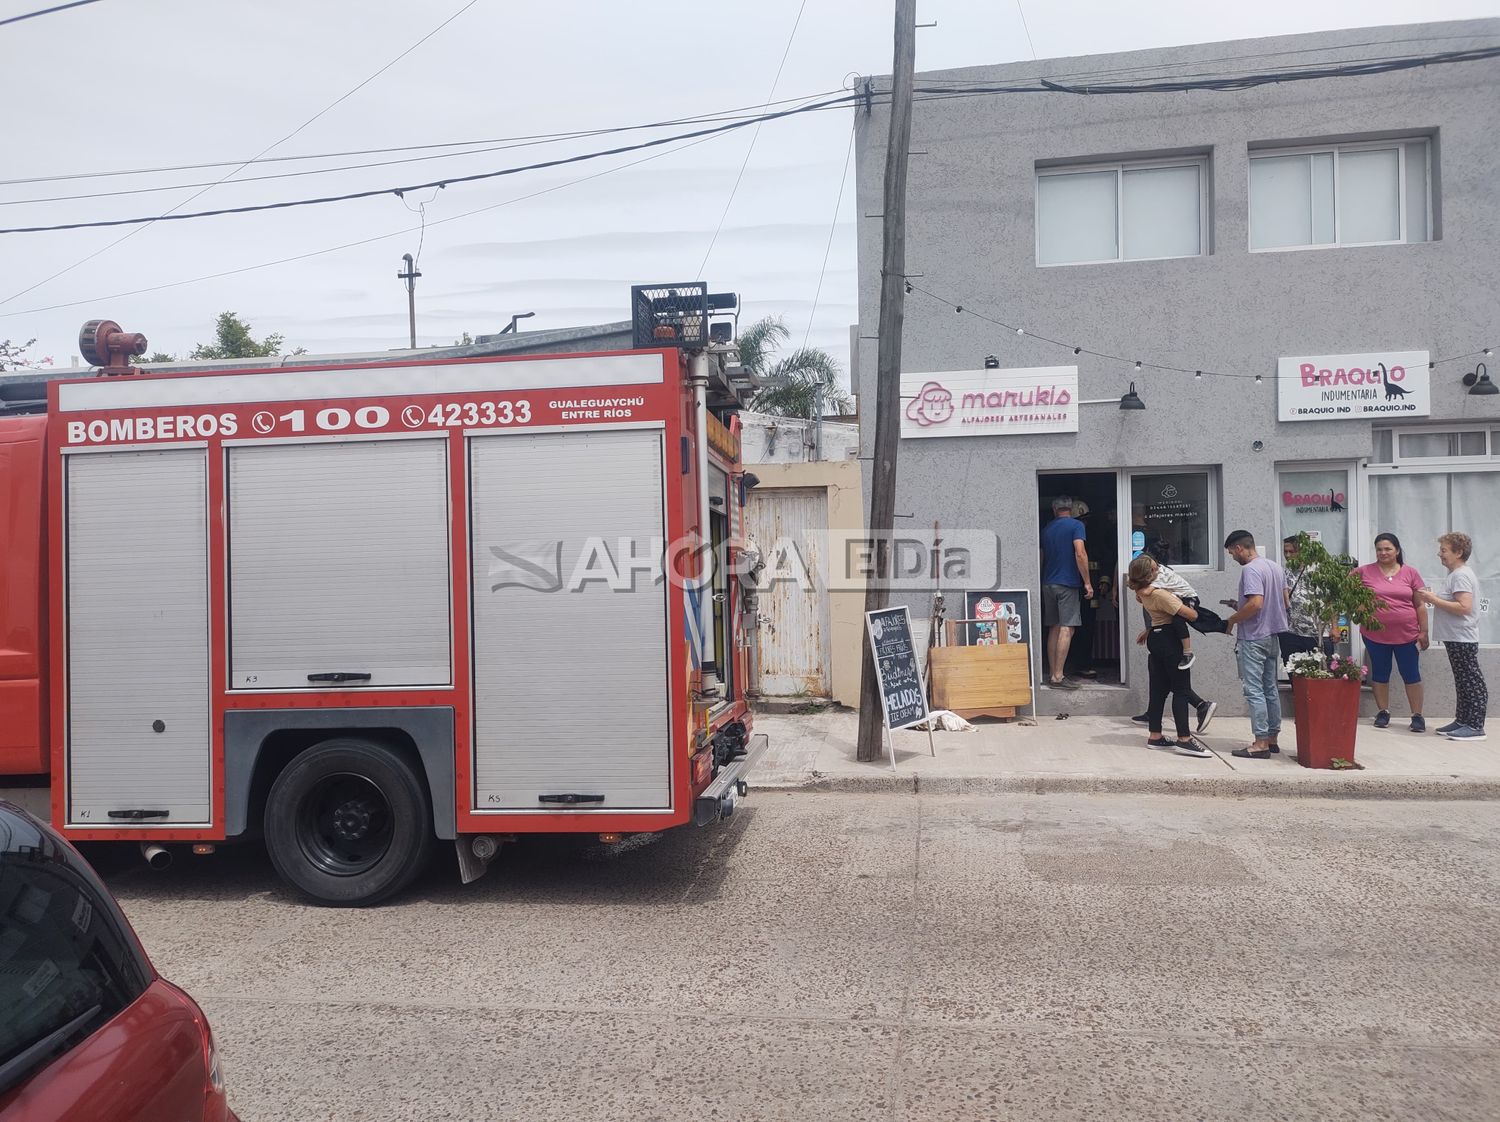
[1277,461,1357,664]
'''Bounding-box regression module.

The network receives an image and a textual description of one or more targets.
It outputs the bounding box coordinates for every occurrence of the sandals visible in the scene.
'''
[1232,747,1272,760]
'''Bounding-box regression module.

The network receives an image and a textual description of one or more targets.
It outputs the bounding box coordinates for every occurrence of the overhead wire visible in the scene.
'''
[0,0,484,307]
[696,0,809,278]
[0,91,862,235]
[0,0,102,28]
[802,120,854,352]
[0,89,848,191]
[0,124,746,320]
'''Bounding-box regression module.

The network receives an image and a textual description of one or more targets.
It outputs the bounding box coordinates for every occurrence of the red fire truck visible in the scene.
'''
[0,284,767,905]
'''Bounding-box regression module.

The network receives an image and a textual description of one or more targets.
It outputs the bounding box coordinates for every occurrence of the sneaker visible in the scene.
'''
[1177,651,1196,671]
[1174,740,1213,758]
[1146,737,1177,750]
[1049,677,1079,690]
[1196,701,1217,733]
[1435,721,1462,735]
[1445,725,1488,741]
[1131,713,1150,725]
[1410,714,1426,734]
[1373,710,1390,729]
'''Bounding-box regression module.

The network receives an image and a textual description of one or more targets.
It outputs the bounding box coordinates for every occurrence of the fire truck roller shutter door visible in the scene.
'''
[65,448,212,825]
[469,428,671,810]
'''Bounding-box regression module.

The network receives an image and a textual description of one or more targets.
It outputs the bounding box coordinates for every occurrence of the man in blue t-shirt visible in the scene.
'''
[1040,495,1093,689]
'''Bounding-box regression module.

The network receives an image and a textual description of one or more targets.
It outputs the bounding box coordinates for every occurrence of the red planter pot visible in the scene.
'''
[1291,676,1360,769]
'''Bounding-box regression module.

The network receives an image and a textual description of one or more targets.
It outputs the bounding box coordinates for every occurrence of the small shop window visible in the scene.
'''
[1375,426,1493,465]
[1130,470,1215,568]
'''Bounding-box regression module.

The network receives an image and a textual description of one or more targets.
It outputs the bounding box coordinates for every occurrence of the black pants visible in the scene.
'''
[1140,604,1207,708]
[1146,625,1193,738]
[1446,641,1489,730]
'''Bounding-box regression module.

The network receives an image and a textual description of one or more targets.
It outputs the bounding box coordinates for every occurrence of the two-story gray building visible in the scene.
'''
[854,20,1500,721]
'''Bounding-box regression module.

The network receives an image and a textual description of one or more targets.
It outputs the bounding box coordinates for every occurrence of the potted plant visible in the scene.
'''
[1282,532,1381,769]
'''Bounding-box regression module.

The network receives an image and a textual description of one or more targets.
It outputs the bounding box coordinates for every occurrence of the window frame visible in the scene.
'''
[1128,466,1220,573]
[1373,423,1497,466]
[1035,155,1210,268]
[1248,137,1430,253]
[1363,459,1500,649]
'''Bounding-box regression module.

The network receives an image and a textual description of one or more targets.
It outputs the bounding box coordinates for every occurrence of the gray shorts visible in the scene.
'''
[1042,583,1082,628]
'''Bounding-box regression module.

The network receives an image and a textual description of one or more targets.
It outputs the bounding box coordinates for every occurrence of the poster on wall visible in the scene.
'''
[963,589,1033,651]
[1277,350,1430,422]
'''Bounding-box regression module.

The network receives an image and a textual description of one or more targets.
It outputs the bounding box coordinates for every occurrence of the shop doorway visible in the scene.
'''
[1037,472,1123,686]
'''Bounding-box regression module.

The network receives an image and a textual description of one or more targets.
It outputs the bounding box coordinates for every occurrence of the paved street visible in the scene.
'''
[99,793,1500,1122]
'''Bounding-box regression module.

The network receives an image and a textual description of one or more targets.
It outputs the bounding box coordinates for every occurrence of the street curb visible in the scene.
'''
[753,773,1500,800]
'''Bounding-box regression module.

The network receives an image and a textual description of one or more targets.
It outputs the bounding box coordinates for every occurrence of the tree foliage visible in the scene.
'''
[739,316,852,418]
[1,337,49,372]
[189,312,302,360]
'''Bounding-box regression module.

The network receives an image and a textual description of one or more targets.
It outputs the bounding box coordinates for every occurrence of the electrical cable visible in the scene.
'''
[0,0,102,28]
[1014,0,1038,61]
[803,120,854,352]
[0,127,739,320]
[0,92,861,235]
[697,0,809,278]
[0,89,847,191]
[0,0,483,307]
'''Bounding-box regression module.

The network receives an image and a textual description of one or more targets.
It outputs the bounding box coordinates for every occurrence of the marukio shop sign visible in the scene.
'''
[1277,350,1430,422]
[901,365,1079,438]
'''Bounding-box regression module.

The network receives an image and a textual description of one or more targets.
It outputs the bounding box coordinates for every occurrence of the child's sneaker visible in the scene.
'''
[1410,714,1426,734]
[1177,651,1196,670]
[1373,710,1390,729]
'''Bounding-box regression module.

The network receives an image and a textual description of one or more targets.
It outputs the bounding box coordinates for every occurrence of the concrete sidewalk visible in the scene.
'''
[751,707,1500,799]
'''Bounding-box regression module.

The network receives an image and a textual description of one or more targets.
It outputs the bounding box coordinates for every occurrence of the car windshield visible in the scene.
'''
[0,815,148,1095]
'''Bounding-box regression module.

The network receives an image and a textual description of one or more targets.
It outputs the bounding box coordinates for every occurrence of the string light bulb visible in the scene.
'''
[1255,374,1263,384]
[1485,347,1493,357]
[955,305,963,314]
[1073,347,1081,355]
[1195,371,1202,380]
[904,281,912,295]
[1016,327,1025,336]
[1134,360,1142,371]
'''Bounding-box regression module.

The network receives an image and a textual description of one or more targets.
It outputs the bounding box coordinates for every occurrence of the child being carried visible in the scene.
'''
[1138,555,1230,670]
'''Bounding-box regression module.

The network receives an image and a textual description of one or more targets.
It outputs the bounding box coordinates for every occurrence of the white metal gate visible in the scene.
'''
[66,448,211,826]
[746,487,830,696]
[468,428,670,811]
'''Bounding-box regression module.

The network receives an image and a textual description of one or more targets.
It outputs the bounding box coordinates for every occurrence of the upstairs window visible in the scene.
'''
[1249,139,1430,251]
[1036,158,1207,266]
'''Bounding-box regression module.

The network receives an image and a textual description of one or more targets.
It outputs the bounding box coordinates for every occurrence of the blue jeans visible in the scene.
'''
[1237,635,1282,741]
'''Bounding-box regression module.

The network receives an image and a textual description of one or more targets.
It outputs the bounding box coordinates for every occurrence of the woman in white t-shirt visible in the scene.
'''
[1415,532,1487,741]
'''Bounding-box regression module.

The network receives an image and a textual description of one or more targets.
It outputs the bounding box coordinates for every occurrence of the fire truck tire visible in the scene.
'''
[263,737,436,907]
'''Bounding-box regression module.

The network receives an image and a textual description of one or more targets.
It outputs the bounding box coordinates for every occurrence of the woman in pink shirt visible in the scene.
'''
[1356,532,1429,732]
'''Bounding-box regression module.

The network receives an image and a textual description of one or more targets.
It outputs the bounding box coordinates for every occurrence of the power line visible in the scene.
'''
[0,89,846,190]
[0,127,740,320]
[1014,0,1038,61]
[0,0,483,307]
[0,92,861,235]
[0,0,103,28]
[697,0,808,278]
[803,120,854,352]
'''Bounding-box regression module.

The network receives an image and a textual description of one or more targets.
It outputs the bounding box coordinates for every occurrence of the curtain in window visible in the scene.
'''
[1122,165,1200,259]
[1037,171,1117,265]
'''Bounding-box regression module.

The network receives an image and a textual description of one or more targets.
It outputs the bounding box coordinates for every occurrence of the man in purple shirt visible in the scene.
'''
[1223,530,1290,759]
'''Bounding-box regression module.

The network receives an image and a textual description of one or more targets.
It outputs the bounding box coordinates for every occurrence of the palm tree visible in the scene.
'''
[739,316,852,417]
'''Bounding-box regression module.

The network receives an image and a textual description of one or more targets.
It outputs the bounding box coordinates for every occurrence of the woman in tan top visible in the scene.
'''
[1127,555,1213,757]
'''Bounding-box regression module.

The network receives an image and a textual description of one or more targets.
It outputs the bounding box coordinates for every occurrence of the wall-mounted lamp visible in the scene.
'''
[1077,381,1146,411]
[983,354,1000,369]
[1463,362,1498,396]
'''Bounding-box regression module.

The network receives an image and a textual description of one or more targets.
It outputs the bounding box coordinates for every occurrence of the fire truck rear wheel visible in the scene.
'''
[263,737,435,907]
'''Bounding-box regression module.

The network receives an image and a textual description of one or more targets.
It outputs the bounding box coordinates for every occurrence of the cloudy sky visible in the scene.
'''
[4,0,1496,371]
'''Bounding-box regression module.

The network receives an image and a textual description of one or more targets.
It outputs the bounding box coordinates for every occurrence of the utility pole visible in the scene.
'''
[398,253,421,349]
[856,0,917,762]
